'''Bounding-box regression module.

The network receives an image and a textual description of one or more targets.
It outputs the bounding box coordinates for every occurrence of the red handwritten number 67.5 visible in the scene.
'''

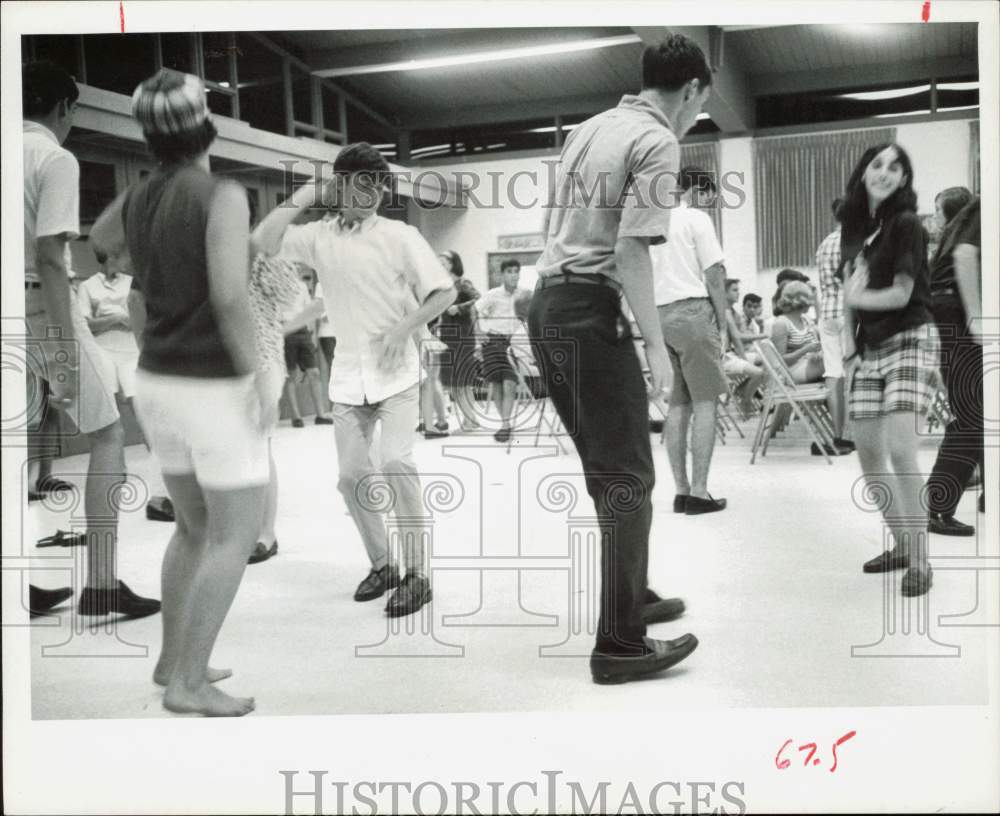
[776,731,857,773]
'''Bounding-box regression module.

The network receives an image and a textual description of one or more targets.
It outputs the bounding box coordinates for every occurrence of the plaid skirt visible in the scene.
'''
[849,324,940,420]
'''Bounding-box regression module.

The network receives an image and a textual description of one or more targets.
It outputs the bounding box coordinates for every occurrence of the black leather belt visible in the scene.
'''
[536,269,621,294]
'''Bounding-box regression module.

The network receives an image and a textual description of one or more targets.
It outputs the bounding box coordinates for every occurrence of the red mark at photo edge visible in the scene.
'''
[921,1,931,23]
[120,1,126,34]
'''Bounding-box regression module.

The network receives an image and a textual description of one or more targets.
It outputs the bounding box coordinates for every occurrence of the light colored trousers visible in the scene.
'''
[333,384,426,573]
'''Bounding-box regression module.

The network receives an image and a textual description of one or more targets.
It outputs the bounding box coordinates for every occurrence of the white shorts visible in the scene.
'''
[257,365,286,437]
[819,317,845,379]
[134,370,269,490]
[100,346,139,399]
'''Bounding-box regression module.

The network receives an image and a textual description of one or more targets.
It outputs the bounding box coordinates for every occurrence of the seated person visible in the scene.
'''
[721,281,765,415]
[770,281,824,385]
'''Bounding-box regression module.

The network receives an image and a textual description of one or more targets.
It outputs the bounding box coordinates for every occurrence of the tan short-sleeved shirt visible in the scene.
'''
[536,95,681,285]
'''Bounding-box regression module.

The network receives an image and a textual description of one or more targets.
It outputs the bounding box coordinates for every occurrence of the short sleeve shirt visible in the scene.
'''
[536,95,681,285]
[853,211,932,347]
[77,272,138,354]
[650,202,725,305]
[929,198,980,292]
[277,213,453,404]
[23,121,80,282]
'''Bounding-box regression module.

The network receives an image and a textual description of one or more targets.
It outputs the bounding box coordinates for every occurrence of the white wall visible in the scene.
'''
[895,118,973,214]
[408,155,555,294]
[408,117,977,309]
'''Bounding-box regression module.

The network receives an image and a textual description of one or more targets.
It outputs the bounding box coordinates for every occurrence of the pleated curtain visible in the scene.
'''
[680,140,723,241]
[753,127,896,269]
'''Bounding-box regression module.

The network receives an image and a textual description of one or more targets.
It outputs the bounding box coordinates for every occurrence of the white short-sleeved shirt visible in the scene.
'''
[477,285,528,336]
[314,281,336,339]
[277,213,452,405]
[77,272,139,354]
[650,202,725,306]
[24,121,80,283]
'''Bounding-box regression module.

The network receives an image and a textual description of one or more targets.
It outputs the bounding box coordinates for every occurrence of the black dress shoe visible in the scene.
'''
[863,550,909,573]
[928,513,974,537]
[423,429,449,439]
[685,495,726,515]
[248,541,278,564]
[291,418,305,428]
[494,427,512,443]
[641,597,685,624]
[145,496,175,522]
[385,574,432,618]
[811,441,853,456]
[834,437,856,452]
[673,494,688,513]
[901,565,933,597]
[590,634,698,685]
[78,580,161,618]
[354,564,400,602]
[29,585,73,617]
[315,415,334,425]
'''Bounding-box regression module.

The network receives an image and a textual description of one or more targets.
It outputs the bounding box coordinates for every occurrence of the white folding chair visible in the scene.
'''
[750,339,838,464]
[506,341,568,455]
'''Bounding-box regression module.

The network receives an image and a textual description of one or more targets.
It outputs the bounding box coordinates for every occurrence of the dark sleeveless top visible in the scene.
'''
[123,163,241,377]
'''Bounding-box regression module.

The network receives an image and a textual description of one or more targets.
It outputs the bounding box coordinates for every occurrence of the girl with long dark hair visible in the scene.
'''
[838,143,939,597]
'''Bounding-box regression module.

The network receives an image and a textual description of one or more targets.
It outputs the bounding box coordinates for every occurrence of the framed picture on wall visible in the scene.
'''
[487,250,542,290]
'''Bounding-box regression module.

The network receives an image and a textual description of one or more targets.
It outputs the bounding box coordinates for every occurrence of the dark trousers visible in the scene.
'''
[529,283,654,656]
[926,297,984,514]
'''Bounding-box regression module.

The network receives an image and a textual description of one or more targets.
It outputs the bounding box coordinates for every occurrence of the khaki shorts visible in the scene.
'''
[819,316,845,379]
[658,298,728,406]
[25,289,120,435]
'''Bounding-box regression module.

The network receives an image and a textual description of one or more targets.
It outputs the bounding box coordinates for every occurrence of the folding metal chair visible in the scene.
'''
[506,341,568,455]
[750,339,838,464]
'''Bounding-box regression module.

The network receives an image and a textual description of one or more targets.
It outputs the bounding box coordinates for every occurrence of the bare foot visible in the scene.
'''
[153,665,233,687]
[163,682,255,717]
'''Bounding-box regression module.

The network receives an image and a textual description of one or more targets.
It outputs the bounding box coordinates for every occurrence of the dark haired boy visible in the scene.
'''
[253,142,456,618]
[531,34,710,684]
[22,61,159,617]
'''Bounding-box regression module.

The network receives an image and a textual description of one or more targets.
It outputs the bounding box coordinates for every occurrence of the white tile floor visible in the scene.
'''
[23,409,994,719]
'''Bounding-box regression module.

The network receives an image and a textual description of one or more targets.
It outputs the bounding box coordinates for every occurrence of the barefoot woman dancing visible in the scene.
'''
[92,69,272,715]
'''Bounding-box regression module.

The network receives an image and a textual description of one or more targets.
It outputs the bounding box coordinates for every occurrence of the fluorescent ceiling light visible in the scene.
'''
[839,84,928,101]
[873,104,978,118]
[937,80,979,92]
[314,34,642,78]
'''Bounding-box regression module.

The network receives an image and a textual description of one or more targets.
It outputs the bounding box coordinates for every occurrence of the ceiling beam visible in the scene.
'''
[750,55,979,97]
[397,93,625,131]
[631,26,754,131]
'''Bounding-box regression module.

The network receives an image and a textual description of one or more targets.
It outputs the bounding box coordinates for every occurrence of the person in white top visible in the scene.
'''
[78,253,141,399]
[476,260,530,442]
[253,143,455,619]
[22,60,159,619]
[650,167,729,515]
